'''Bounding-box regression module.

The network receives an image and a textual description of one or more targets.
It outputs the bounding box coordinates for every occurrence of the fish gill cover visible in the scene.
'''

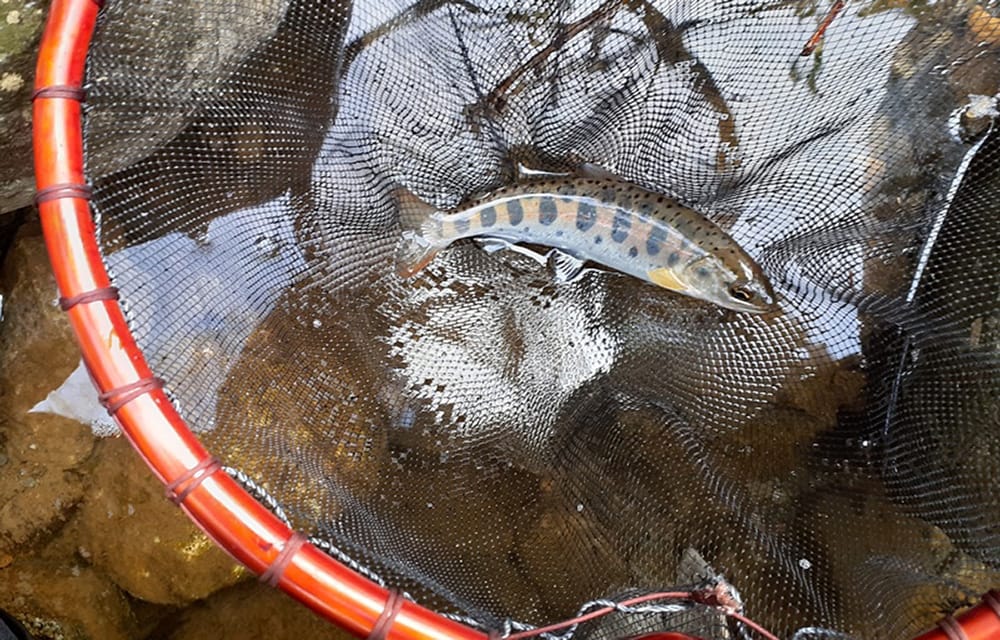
[81,0,999,637]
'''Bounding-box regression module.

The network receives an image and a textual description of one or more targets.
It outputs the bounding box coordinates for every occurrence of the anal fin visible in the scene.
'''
[546,249,588,283]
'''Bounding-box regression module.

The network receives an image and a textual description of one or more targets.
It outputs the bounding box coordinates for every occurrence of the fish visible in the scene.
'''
[394,178,776,314]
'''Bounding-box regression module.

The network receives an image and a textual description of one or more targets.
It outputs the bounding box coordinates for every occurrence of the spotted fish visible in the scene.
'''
[395,178,776,314]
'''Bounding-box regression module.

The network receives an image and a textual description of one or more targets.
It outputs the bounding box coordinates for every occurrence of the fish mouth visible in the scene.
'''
[720,282,778,314]
[648,267,777,315]
[718,297,774,315]
[723,267,777,314]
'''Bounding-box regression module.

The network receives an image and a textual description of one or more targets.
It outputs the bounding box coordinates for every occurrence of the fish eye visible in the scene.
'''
[728,282,756,302]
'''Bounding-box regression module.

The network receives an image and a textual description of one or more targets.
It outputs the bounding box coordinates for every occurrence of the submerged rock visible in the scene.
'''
[76,438,247,606]
[0,0,49,213]
[0,224,93,554]
[164,580,354,640]
[0,555,137,640]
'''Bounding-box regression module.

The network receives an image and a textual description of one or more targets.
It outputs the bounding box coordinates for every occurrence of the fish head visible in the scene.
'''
[649,254,775,314]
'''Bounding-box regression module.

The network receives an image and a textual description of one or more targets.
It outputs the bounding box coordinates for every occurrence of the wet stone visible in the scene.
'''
[82,0,293,180]
[0,224,94,554]
[162,581,355,640]
[77,438,248,605]
[0,557,138,640]
[0,471,84,554]
[0,0,49,213]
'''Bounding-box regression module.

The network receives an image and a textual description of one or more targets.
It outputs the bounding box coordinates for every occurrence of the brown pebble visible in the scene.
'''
[969,5,1000,47]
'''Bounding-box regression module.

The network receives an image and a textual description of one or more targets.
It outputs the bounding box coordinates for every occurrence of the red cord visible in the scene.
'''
[505,590,779,640]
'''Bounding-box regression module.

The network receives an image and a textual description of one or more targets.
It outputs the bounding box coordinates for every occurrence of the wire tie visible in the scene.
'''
[164,456,223,506]
[259,532,307,588]
[368,589,405,640]
[58,286,119,311]
[97,376,165,415]
[34,182,92,206]
[985,590,1000,619]
[31,85,87,102]
[937,614,969,640]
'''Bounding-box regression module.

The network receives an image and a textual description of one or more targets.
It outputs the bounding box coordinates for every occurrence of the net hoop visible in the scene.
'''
[27,1,1000,639]
[910,591,1000,640]
[30,1,483,638]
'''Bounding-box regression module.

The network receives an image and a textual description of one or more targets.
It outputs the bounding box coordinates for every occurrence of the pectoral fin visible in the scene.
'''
[475,237,550,268]
[474,237,515,255]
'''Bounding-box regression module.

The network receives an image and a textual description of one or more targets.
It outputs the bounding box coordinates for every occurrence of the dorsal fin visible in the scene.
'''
[573,162,619,181]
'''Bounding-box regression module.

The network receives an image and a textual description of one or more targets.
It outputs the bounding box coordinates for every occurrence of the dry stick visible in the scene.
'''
[477,0,624,114]
[801,0,845,56]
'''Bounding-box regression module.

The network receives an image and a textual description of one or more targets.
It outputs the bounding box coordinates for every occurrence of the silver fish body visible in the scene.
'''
[396,178,775,314]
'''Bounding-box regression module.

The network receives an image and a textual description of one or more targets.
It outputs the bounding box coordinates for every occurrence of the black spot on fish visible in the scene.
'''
[612,208,631,243]
[576,201,597,232]
[508,199,524,226]
[638,201,654,215]
[667,251,681,267]
[480,206,497,227]
[647,225,668,256]
[538,198,557,225]
[558,183,577,196]
[628,246,638,258]
[454,217,471,234]
[594,235,603,245]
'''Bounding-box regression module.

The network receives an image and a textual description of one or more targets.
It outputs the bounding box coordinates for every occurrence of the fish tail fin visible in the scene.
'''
[396,231,441,278]
[394,185,442,278]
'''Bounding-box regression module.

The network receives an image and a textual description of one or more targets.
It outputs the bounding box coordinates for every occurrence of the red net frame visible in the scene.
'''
[28,0,1000,638]
[31,1,483,638]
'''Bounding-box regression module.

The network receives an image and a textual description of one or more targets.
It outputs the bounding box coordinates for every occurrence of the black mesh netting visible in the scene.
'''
[80,1,999,638]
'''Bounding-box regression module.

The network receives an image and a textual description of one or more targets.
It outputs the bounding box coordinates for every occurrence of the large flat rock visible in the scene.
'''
[0,0,49,214]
